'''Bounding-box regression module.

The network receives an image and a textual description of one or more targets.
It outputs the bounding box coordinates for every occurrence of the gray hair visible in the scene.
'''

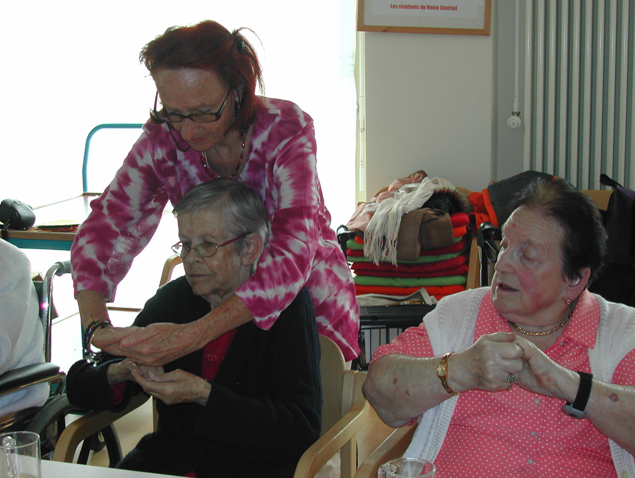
[173,179,269,266]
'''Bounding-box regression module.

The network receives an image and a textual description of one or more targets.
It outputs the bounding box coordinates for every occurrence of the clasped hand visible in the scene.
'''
[457,332,570,398]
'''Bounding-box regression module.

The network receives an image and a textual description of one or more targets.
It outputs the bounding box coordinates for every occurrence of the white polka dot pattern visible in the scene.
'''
[371,290,635,477]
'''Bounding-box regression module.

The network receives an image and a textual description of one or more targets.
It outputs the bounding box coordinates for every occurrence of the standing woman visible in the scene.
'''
[71,20,359,365]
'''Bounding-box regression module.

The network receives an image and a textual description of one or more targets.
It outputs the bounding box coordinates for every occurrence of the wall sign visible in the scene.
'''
[358,0,491,35]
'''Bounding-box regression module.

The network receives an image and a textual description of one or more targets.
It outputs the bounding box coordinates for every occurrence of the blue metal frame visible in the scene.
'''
[82,123,144,193]
[6,238,74,251]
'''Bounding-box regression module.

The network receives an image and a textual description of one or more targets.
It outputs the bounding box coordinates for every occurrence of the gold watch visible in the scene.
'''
[436,352,459,396]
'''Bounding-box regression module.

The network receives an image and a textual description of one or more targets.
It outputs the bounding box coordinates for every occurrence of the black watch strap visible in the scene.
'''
[562,371,593,419]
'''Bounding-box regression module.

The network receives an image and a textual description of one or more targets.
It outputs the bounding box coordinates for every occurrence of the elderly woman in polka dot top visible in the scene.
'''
[364,177,635,478]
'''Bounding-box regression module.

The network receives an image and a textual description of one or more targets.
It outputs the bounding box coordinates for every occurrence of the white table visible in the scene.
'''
[43,460,174,477]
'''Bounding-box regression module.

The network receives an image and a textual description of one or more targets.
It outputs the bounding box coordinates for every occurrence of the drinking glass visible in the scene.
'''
[379,457,436,478]
[0,431,41,478]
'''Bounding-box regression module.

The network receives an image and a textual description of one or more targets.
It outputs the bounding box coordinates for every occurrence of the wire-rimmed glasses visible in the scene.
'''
[171,232,250,258]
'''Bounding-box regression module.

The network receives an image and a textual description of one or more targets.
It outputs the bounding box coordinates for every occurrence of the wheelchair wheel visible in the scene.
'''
[24,395,122,465]
[24,395,85,460]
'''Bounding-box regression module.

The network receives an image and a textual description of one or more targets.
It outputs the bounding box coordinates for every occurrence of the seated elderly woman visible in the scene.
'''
[364,177,635,477]
[66,179,322,478]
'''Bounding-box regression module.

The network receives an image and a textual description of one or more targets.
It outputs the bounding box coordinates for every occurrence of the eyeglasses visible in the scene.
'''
[171,232,250,258]
[151,89,232,123]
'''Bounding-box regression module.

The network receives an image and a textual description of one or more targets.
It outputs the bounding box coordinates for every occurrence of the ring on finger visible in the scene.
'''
[507,373,516,391]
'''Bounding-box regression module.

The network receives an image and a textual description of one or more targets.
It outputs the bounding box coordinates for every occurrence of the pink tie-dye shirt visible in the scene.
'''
[71,97,360,361]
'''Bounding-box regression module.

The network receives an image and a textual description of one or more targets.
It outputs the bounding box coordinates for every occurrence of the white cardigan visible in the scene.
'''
[0,240,48,416]
[404,287,635,477]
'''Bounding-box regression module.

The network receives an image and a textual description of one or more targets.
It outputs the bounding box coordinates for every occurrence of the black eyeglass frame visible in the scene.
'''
[171,232,250,258]
[151,89,232,123]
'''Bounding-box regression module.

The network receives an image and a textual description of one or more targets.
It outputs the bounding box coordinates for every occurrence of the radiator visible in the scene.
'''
[522,0,635,189]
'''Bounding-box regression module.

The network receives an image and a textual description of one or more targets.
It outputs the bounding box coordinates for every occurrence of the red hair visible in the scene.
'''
[140,20,263,133]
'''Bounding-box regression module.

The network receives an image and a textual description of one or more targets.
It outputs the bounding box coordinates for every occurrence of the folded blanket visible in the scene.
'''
[347,251,461,264]
[354,284,466,297]
[354,275,466,287]
[348,252,468,271]
[350,236,469,258]
[352,264,469,278]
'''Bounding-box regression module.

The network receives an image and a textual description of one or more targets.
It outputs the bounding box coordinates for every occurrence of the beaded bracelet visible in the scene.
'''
[83,320,112,360]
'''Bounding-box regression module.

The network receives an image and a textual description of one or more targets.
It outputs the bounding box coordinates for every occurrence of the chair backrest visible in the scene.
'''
[294,336,369,478]
[319,335,347,434]
[159,254,183,287]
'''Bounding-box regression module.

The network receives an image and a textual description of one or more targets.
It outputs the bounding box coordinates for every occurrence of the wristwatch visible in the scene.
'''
[436,352,459,396]
[562,371,593,419]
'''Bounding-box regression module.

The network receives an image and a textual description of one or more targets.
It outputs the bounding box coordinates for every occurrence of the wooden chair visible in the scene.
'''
[52,394,149,464]
[159,254,183,287]
[355,424,417,478]
[294,338,370,478]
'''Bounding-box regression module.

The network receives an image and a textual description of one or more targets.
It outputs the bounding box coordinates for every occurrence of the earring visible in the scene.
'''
[565,298,572,306]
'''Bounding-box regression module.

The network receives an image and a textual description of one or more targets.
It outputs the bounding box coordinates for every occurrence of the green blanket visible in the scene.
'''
[353,275,467,287]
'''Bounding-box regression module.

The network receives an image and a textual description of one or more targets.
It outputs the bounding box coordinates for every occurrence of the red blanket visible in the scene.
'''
[354,284,466,297]
[350,253,469,273]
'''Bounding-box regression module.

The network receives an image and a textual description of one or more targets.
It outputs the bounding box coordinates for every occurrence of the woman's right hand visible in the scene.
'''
[92,326,142,356]
[452,332,524,393]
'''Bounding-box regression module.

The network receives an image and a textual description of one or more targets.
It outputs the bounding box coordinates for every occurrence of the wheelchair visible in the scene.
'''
[0,260,122,465]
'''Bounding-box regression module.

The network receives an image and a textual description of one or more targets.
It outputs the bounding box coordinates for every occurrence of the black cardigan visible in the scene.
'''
[66,279,322,478]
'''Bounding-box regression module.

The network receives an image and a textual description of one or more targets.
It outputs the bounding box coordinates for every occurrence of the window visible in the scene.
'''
[2,0,356,307]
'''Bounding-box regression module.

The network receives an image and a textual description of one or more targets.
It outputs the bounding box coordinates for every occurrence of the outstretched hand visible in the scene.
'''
[117,322,204,367]
[92,326,142,356]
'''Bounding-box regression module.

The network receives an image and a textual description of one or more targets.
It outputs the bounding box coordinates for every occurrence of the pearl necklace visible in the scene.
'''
[508,306,575,337]
[200,128,248,180]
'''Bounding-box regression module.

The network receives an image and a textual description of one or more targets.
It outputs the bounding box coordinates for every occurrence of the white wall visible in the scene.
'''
[362,12,497,198]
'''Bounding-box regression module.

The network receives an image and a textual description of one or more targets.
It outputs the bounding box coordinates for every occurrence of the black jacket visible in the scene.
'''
[67,279,322,477]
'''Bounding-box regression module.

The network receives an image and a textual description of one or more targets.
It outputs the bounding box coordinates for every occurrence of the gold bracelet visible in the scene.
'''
[436,352,459,396]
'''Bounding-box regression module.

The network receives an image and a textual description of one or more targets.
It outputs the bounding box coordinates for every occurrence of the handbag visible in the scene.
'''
[0,198,36,230]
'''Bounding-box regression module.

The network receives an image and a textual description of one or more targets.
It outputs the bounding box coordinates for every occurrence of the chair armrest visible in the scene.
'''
[355,424,417,478]
[294,372,370,478]
[0,363,65,398]
[52,393,149,463]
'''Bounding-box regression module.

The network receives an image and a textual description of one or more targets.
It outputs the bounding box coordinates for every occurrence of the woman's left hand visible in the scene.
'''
[512,335,577,400]
[130,368,211,406]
